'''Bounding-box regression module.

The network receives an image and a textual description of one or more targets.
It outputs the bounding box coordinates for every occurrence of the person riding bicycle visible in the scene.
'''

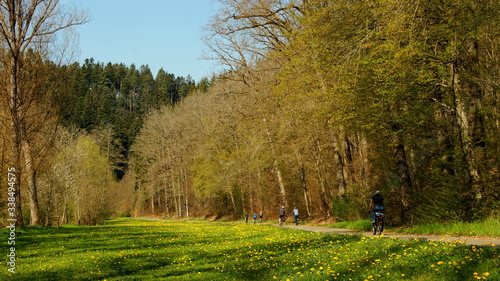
[369,191,384,224]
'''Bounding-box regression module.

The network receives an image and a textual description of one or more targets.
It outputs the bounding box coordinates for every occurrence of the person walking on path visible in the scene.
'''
[278,206,285,226]
[259,210,263,223]
[245,212,249,224]
[253,213,257,224]
[293,207,299,225]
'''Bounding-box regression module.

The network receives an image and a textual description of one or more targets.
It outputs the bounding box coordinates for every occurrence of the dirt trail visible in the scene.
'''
[278,224,500,248]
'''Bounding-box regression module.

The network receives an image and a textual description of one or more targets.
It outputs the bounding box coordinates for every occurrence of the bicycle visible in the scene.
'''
[279,216,286,226]
[372,210,384,235]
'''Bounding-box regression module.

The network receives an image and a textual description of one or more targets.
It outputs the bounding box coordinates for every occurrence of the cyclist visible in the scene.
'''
[368,191,384,224]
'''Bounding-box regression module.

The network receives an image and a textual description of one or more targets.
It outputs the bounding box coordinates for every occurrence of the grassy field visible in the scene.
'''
[1,218,498,281]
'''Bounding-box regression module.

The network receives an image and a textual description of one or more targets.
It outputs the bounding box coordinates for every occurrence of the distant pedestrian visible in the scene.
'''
[293,207,299,225]
[253,213,257,224]
[245,212,249,224]
[259,210,263,223]
[278,206,285,226]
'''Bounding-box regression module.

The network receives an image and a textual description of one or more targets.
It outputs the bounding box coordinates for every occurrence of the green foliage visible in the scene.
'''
[117,211,131,218]
[330,196,365,222]
[391,217,500,238]
[55,58,203,179]
[1,218,498,280]
[326,219,373,232]
[38,131,115,226]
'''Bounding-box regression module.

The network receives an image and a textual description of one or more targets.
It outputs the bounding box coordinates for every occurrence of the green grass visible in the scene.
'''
[1,218,498,280]
[322,219,373,232]
[388,217,500,237]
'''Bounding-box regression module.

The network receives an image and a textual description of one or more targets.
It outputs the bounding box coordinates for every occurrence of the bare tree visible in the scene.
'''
[0,0,89,225]
[203,0,302,83]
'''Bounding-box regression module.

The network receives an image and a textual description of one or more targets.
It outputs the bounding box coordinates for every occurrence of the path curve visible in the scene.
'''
[278,224,500,248]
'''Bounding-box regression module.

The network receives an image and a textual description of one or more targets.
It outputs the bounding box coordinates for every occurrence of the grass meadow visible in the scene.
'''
[1,218,498,280]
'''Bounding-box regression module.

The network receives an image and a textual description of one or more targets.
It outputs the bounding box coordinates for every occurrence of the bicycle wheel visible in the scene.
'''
[372,223,377,235]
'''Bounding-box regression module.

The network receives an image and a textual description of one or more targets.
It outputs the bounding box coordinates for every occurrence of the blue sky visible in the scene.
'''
[62,0,220,82]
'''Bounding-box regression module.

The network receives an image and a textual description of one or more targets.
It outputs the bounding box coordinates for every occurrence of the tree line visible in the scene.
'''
[132,0,499,225]
[0,55,206,225]
[1,0,499,227]
[0,0,209,226]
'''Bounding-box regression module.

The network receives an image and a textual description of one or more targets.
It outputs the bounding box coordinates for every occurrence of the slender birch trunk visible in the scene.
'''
[263,116,287,206]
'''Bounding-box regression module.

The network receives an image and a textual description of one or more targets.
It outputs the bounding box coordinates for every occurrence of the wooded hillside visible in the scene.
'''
[1,0,499,226]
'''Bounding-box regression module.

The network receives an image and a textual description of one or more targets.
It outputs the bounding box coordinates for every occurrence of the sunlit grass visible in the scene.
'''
[1,218,498,280]
[323,219,373,231]
[390,217,500,237]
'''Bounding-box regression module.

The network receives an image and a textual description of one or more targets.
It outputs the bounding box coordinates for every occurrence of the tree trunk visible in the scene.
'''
[394,142,412,225]
[296,150,311,217]
[8,130,24,226]
[183,168,189,218]
[171,171,178,216]
[229,189,238,218]
[151,194,155,214]
[263,116,287,206]
[332,131,348,197]
[22,139,41,225]
[164,187,170,217]
[394,144,412,208]
[314,140,331,215]
[451,62,483,201]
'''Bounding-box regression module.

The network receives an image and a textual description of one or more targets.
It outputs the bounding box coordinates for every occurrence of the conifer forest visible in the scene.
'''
[0,0,499,227]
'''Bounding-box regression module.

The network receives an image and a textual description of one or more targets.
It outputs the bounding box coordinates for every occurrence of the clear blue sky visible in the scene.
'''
[62,0,220,82]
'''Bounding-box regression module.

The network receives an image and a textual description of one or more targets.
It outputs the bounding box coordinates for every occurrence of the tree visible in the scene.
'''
[203,0,302,83]
[38,130,113,225]
[0,0,88,225]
